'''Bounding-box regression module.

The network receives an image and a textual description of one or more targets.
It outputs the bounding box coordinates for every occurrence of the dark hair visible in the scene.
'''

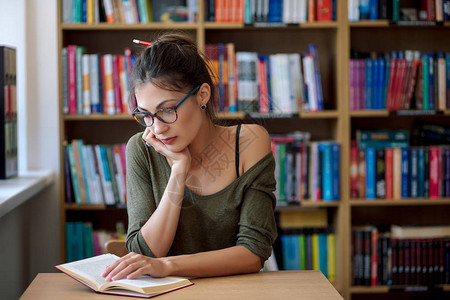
[129,32,217,123]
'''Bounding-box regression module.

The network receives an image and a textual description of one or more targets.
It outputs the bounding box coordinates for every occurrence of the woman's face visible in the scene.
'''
[135,82,203,152]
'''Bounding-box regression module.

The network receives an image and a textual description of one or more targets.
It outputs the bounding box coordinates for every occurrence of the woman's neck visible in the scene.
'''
[188,120,221,167]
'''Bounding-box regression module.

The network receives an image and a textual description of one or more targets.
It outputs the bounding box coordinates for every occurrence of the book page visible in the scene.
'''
[59,254,119,289]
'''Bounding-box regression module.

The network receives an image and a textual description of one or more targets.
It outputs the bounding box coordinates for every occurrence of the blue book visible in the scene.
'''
[319,143,333,201]
[244,0,252,23]
[83,222,94,258]
[365,59,373,109]
[82,0,87,23]
[308,44,324,111]
[372,58,379,109]
[369,0,379,20]
[444,0,450,21]
[422,53,430,110]
[268,0,282,22]
[264,55,273,112]
[281,233,300,270]
[75,222,85,260]
[401,148,410,198]
[65,222,75,262]
[366,148,376,199]
[428,53,435,110]
[418,148,425,198]
[332,143,340,201]
[383,58,390,109]
[359,0,370,19]
[319,233,328,278]
[410,148,418,198]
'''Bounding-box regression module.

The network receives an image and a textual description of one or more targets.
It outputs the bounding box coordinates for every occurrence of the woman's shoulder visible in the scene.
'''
[238,124,272,173]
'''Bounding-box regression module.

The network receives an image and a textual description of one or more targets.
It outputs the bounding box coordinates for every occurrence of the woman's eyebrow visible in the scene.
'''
[137,99,178,113]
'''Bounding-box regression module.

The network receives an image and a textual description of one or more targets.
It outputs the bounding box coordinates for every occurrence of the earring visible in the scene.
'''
[200,104,207,110]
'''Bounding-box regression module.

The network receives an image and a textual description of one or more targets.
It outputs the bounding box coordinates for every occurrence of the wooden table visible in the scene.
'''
[20,271,343,299]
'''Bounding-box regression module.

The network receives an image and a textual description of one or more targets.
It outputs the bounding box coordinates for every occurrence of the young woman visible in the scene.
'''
[102,33,277,281]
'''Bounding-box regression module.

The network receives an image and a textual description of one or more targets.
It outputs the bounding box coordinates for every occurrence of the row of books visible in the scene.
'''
[62,46,136,115]
[279,228,335,282]
[64,140,127,205]
[66,221,126,262]
[0,46,18,179]
[351,132,450,199]
[271,133,340,203]
[205,0,336,23]
[349,0,450,22]
[205,43,325,113]
[62,0,197,24]
[349,51,450,111]
[352,225,450,287]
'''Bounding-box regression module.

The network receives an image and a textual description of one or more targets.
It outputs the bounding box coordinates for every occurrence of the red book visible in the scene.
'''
[385,148,393,199]
[258,57,269,113]
[350,141,359,198]
[316,0,332,21]
[393,59,406,110]
[399,60,413,110]
[430,147,440,198]
[371,228,378,287]
[67,45,77,114]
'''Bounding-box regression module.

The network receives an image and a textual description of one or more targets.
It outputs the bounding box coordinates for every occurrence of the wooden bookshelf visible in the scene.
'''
[57,1,450,299]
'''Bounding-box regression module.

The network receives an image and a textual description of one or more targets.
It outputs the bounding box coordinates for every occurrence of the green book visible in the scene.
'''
[422,53,429,110]
[299,233,306,270]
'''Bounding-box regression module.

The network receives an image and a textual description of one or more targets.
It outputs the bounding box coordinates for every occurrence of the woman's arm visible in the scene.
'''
[139,163,188,257]
[137,128,191,257]
[103,246,261,281]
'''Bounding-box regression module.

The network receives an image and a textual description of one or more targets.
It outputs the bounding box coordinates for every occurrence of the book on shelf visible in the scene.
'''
[271,133,340,203]
[65,140,127,205]
[63,0,199,24]
[350,50,450,112]
[348,0,450,22]
[66,221,126,261]
[56,253,193,298]
[0,46,18,179]
[278,226,335,282]
[62,45,136,115]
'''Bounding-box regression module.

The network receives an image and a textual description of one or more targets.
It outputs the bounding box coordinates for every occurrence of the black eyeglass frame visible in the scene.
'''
[132,85,201,127]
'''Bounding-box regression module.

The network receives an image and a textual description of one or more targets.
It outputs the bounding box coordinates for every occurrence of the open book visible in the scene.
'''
[55,254,193,298]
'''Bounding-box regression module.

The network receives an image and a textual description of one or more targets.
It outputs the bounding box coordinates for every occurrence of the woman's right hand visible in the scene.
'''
[142,128,191,172]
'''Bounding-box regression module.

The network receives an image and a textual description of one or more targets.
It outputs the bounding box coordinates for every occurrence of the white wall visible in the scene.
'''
[0,0,60,299]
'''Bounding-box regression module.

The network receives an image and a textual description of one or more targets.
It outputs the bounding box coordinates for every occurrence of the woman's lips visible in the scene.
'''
[160,137,176,144]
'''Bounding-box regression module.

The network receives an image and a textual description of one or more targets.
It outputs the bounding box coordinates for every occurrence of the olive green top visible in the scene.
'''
[125,132,277,264]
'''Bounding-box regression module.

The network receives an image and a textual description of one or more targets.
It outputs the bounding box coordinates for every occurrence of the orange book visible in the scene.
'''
[308,0,315,22]
[385,148,393,199]
[393,148,402,200]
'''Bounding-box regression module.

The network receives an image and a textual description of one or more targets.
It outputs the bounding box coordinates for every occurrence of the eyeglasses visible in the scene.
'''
[132,85,200,127]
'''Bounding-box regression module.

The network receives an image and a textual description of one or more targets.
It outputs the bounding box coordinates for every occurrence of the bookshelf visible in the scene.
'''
[57,1,450,299]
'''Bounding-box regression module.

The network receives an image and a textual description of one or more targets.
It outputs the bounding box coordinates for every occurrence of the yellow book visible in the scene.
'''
[87,0,94,24]
[312,233,319,270]
[327,233,335,283]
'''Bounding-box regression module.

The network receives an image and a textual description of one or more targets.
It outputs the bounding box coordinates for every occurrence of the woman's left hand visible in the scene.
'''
[102,252,171,281]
